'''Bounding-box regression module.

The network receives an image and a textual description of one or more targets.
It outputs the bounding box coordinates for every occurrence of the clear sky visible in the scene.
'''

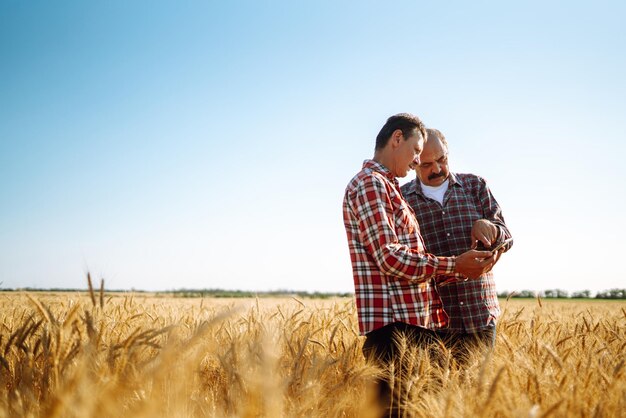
[1,1,625,294]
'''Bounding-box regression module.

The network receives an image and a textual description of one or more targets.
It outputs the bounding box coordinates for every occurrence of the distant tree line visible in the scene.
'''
[497,288,626,299]
[0,287,353,299]
[2,287,625,299]
[162,289,354,299]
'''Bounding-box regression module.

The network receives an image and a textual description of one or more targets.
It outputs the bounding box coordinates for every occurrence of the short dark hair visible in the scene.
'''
[426,128,448,148]
[375,113,427,150]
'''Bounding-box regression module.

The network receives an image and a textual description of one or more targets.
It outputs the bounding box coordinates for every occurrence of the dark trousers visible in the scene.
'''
[436,322,496,364]
[362,322,442,417]
[362,322,496,417]
[363,322,441,363]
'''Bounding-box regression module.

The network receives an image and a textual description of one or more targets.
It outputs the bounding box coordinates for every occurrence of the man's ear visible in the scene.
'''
[390,129,403,149]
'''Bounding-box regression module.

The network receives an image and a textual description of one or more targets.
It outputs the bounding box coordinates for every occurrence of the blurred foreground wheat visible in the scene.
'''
[0,291,624,417]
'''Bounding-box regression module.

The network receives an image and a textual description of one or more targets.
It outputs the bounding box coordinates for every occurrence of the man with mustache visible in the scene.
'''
[343,114,497,415]
[400,128,513,362]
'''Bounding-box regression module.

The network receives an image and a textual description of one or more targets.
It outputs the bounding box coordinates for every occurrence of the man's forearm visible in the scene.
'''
[373,244,456,282]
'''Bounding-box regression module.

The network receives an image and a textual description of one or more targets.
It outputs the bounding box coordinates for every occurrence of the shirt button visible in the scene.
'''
[460,301,464,306]
[442,211,445,215]
[446,233,450,237]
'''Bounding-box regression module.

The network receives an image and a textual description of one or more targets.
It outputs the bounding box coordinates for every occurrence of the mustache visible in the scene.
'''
[428,171,446,181]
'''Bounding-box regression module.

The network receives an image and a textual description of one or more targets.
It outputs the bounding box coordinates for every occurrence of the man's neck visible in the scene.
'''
[373,151,394,176]
[420,178,449,190]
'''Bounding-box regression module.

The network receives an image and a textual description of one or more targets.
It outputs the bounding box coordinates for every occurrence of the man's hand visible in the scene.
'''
[454,250,496,279]
[471,219,499,249]
[492,248,505,264]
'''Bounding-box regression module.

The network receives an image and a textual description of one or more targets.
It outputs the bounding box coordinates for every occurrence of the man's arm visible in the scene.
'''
[351,175,454,282]
[472,177,513,252]
[351,175,495,282]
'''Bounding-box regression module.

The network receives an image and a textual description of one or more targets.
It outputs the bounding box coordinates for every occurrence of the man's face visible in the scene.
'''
[416,133,449,186]
[394,130,424,178]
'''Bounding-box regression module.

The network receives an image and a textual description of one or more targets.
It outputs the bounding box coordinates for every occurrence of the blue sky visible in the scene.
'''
[1,1,625,293]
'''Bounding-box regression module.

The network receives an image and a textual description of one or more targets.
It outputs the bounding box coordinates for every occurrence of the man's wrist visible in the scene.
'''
[437,256,456,276]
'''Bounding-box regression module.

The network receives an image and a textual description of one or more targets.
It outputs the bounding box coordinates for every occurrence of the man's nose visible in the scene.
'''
[432,162,441,173]
[412,155,420,166]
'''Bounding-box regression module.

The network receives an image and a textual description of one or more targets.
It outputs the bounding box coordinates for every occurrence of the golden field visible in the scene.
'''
[0,292,624,418]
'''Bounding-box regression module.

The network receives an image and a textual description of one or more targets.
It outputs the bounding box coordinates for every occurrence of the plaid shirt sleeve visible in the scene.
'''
[476,177,513,251]
[353,174,456,280]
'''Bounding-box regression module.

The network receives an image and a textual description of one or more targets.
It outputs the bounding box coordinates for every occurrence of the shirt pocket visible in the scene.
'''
[447,200,482,245]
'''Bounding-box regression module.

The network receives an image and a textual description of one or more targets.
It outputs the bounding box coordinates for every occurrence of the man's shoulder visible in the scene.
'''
[454,172,484,182]
[454,172,487,187]
[345,167,390,195]
[400,178,417,195]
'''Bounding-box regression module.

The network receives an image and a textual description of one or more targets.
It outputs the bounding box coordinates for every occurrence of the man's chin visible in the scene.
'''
[397,168,409,178]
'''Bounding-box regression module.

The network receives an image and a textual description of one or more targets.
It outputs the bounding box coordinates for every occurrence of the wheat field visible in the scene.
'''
[0,291,624,418]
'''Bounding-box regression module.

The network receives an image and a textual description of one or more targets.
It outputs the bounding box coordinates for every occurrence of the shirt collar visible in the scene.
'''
[362,159,396,182]
[406,172,463,197]
[448,172,461,187]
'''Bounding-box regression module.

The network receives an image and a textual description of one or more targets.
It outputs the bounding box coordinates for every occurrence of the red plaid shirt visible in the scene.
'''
[343,160,458,335]
[401,173,513,333]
